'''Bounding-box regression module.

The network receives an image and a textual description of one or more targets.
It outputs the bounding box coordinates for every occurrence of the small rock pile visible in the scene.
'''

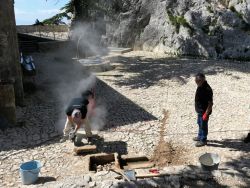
[95,162,115,172]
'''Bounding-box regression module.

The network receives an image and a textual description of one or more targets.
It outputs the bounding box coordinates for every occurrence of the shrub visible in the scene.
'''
[207,5,214,13]
[167,10,194,35]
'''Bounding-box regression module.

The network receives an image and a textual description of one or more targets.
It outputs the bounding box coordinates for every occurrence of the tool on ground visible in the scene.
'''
[124,169,136,181]
[136,172,168,178]
[149,168,160,174]
[110,167,131,182]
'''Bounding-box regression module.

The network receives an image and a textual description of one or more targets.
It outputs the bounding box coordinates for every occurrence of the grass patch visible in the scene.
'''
[229,6,236,12]
[207,5,214,13]
[202,25,210,34]
[229,5,250,32]
[229,6,243,19]
[167,10,194,35]
[211,18,218,27]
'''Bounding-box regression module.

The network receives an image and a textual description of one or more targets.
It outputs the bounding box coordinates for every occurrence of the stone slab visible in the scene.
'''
[74,145,97,155]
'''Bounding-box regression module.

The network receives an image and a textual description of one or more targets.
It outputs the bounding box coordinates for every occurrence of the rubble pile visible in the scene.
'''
[95,162,115,172]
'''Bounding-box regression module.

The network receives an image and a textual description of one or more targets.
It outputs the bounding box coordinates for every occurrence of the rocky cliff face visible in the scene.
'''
[105,0,250,59]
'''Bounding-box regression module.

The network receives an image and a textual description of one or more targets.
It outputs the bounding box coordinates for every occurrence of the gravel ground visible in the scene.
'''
[0,51,249,187]
[99,51,250,186]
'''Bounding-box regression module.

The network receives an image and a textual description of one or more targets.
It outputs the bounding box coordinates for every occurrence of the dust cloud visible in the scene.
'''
[50,22,108,134]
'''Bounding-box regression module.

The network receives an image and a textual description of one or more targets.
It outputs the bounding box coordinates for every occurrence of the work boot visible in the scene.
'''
[195,141,207,147]
[59,136,68,143]
[87,137,93,144]
[193,137,200,141]
[74,139,84,147]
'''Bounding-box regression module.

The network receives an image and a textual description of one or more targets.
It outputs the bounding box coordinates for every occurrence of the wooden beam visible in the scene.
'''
[136,173,169,178]
[121,155,149,162]
[126,161,155,169]
[74,145,97,155]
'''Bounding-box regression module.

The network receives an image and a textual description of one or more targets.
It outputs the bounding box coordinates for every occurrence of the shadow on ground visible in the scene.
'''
[96,79,157,129]
[77,135,128,155]
[34,176,57,185]
[113,164,229,188]
[115,160,250,187]
[222,156,250,184]
[208,139,250,153]
[92,134,128,155]
[110,56,250,89]
[0,52,157,152]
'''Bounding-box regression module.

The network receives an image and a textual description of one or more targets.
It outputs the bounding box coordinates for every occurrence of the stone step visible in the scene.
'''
[108,47,132,54]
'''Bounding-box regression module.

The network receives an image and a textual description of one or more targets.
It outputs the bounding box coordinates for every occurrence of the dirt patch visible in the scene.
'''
[151,110,185,168]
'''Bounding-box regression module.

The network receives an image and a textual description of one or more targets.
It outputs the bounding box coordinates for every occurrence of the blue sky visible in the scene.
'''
[14,0,69,25]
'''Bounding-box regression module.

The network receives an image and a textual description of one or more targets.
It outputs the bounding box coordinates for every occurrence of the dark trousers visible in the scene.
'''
[197,113,208,142]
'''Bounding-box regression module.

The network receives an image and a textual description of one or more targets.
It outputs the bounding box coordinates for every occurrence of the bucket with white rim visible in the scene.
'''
[19,160,42,185]
[199,153,220,171]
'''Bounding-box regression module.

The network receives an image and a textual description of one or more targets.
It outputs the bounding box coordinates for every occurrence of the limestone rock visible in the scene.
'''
[83,174,92,183]
[104,0,250,59]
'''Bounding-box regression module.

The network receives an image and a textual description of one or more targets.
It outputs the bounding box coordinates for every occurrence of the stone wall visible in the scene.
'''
[0,83,16,125]
[105,0,250,59]
[38,41,73,52]
[16,25,69,33]
[0,0,24,125]
[17,25,70,40]
[25,32,69,40]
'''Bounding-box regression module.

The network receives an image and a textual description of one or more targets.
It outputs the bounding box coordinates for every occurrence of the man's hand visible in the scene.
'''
[202,113,209,121]
[69,130,76,141]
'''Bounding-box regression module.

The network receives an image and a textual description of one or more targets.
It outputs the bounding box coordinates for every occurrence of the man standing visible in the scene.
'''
[194,73,213,147]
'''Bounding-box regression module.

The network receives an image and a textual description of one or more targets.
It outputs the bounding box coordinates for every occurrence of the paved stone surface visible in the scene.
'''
[0,51,249,187]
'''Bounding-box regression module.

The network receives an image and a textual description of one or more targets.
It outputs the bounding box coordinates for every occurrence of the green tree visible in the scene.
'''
[33,19,44,26]
[42,0,112,24]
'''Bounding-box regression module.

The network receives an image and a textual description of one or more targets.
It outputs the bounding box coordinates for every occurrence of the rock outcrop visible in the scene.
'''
[105,0,250,59]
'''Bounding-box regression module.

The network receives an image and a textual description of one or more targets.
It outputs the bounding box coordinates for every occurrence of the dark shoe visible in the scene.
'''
[193,137,200,141]
[70,135,76,142]
[87,137,93,143]
[74,140,84,147]
[195,141,207,147]
[59,136,68,143]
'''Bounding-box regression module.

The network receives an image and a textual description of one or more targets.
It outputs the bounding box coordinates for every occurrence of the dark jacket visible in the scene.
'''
[65,97,89,119]
[195,81,213,114]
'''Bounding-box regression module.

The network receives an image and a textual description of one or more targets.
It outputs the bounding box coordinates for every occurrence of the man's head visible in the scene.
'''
[195,73,206,87]
[71,109,83,125]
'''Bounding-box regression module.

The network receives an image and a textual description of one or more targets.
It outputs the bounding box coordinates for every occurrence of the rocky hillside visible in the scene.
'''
[105,0,250,59]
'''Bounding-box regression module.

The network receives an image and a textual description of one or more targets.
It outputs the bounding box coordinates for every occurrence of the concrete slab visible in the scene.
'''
[108,47,132,54]
[76,57,115,72]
